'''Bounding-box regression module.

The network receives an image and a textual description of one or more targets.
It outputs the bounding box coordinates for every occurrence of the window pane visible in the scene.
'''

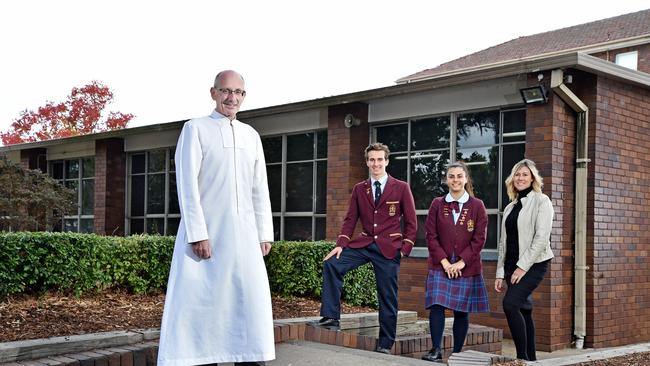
[130,219,144,234]
[376,123,408,152]
[411,151,449,210]
[411,116,450,151]
[317,131,328,159]
[386,153,407,182]
[457,111,499,147]
[287,133,314,161]
[273,217,281,241]
[486,214,498,250]
[284,217,312,241]
[51,161,64,180]
[267,165,282,212]
[66,180,79,202]
[285,162,313,212]
[169,147,176,172]
[315,161,327,214]
[457,147,498,209]
[81,180,94,215]
[132,154,145,174]
[148,150,166,173]
[65,160,79,179]
[315,217,326,241]
[169,173,179,214]
[147,174,165,214]
[502,143,526,209]
[64,219,78,232]
[147,218,165,235]
[167,217,180,236]
[262,136,282,163]
[80,219,94,234]
[82,157,94,178]
[415,215,427,247]
[131,175,145,216]
[503,109,526,142]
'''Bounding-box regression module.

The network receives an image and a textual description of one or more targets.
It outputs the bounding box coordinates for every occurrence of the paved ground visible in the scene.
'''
[217,338,650,366]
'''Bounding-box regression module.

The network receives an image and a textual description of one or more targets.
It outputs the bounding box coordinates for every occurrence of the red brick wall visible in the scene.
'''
[587,76,650,348]
[94,138,126,235]
[326,103,369,239]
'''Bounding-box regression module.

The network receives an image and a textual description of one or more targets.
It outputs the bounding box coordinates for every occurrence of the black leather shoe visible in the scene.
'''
[375,346,391,354]
[421,347,443,362]
[310,317,340,329]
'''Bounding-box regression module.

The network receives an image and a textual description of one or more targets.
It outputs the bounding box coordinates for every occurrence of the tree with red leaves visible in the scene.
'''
[1,81,134,145]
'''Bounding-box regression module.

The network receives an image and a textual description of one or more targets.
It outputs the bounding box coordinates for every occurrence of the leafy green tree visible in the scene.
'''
[0,156,76,232]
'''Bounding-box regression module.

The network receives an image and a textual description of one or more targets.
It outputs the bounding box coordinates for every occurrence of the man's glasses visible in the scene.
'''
[218,88,246,97]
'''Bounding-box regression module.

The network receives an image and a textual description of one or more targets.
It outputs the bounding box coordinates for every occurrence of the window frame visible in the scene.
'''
[371,106,526,258]
[49,157,95,233]
[263,130,327,241]
[126,148,180,236]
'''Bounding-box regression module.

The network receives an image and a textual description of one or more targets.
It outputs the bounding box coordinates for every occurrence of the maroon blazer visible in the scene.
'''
[336,176,417,259]
[425,196,488,276]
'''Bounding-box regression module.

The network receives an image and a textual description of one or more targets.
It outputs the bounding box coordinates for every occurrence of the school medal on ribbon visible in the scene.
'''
[388,203,397,216]
[467,219,475,232]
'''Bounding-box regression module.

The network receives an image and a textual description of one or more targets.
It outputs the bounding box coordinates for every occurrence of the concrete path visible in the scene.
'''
[221,340,434,366]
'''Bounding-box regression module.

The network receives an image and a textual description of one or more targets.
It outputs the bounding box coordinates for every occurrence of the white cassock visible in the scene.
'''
[157,110,275,366]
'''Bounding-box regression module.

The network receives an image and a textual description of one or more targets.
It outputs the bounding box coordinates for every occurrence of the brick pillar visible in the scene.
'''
[326,102,369,240]
[19,148,47,171]
[94,138,126,235]
[521,70,597,351]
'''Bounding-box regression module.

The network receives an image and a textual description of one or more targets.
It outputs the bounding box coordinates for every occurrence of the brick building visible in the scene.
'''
[2,9,650,351]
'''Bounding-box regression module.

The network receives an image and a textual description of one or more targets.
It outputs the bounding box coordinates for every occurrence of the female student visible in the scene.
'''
[421,161,489,362]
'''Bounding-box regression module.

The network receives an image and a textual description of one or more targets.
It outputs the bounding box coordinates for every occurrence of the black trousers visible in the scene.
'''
[503,260,549,361]
[204,362,265,366]
[320,243,401,349]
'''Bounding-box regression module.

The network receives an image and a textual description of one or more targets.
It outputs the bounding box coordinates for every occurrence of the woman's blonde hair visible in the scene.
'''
[505,159,544,201]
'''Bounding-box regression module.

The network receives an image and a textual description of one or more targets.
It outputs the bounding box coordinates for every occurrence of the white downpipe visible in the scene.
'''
[550,69,589,349]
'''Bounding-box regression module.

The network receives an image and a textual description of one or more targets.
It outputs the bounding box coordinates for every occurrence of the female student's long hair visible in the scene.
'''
[447,161,475,197]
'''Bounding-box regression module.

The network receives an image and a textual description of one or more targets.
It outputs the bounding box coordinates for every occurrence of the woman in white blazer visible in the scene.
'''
[494,159,554,361]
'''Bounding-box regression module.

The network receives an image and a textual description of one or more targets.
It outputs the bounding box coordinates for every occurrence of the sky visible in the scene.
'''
[1,1,649,142]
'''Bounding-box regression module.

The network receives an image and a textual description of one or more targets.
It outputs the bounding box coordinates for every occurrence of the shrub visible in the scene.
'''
[265,241,378,308]
[0,233,378,309]
[0,232,173,297]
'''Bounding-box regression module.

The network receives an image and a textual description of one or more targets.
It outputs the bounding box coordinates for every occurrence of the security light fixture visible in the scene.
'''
[520,85,548,105]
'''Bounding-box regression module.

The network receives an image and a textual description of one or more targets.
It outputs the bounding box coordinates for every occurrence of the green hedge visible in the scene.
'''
[0,232,174,297]
[0,233,378,308]
[265,241,378,308]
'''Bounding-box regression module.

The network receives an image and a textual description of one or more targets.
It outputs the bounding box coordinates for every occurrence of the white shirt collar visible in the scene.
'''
[371,174,388,187]
[445,191,469,204]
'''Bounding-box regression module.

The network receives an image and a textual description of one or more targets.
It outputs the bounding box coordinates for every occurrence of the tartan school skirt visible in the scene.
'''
[425,269,490,313]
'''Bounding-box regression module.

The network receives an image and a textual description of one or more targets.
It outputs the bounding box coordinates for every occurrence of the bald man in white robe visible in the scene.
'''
[157,70,274,366]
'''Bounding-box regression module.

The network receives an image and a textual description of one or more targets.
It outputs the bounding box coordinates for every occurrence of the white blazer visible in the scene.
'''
[496,190,554,279]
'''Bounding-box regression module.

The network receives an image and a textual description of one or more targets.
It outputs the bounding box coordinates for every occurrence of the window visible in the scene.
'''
[372,108,526,250]
[50,157,95,233]
[127,148,180,235]
[615,51,638,70]
[263,131,327,241]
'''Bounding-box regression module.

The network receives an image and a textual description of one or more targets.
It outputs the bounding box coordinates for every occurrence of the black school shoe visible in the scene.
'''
[310,317,340,329]
[421,347,443,362]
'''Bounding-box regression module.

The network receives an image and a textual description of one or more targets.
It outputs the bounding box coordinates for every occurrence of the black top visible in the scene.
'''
[505,186,534,271]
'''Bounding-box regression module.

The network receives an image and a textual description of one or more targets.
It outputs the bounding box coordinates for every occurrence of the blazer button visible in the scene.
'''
[374,235,378,239]
[374,210,378,214]
[374,223,377,227]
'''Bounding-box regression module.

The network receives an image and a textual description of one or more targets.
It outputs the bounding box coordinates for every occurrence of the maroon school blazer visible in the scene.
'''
[425,196,488,277]
[335,176,417,259]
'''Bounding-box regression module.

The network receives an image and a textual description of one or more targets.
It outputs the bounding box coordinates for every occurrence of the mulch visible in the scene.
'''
[2,291,649,365]
[0,290,373,343]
